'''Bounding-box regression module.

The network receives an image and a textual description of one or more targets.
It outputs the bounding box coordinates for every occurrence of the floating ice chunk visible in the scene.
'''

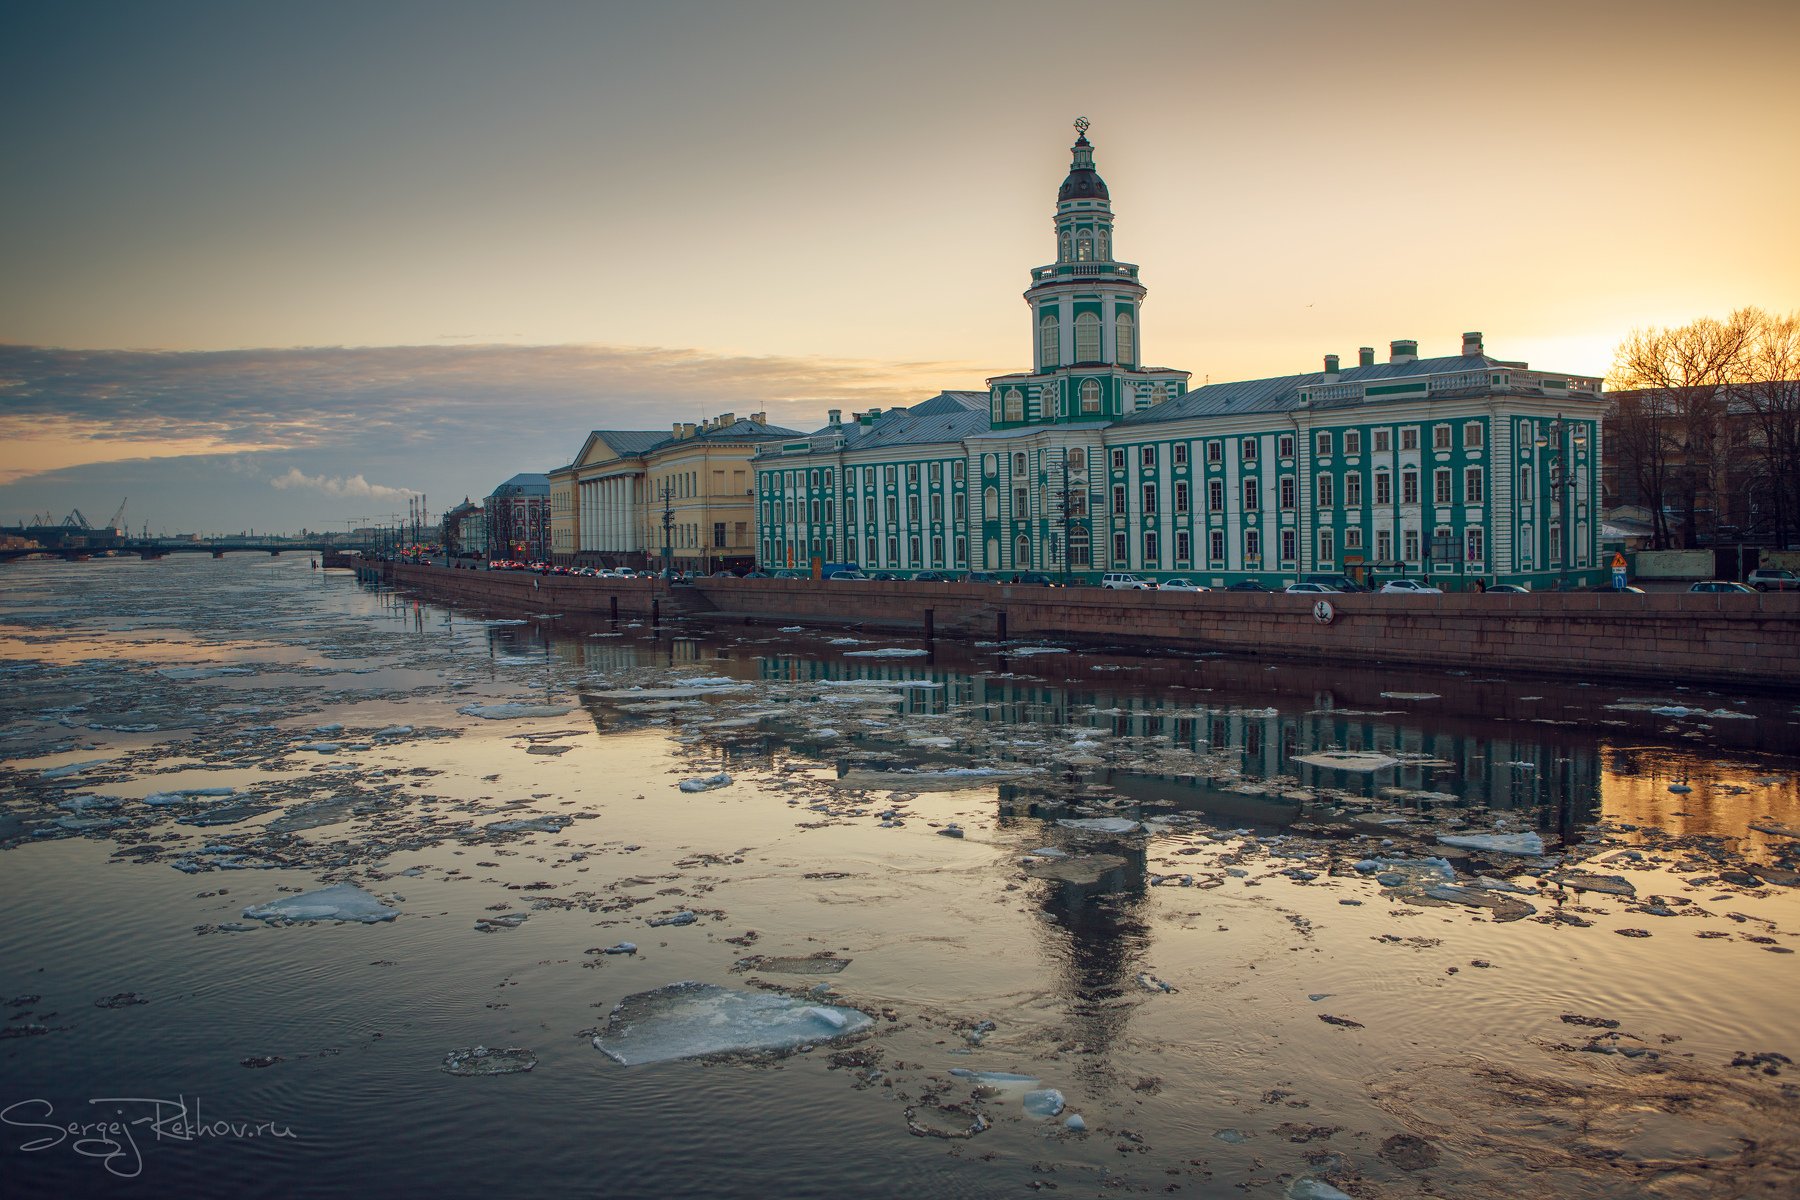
[779,626,804,632]
[142,787,238,806]
[948,1068,1038,1086]
[602,943,637,955]
[1006,646,1069,657]
[313,723,344,733]
[837,766,1032,791]
[842,648,930,658]
[647,911,697,927]
[587,684,747,700]
[678,772,733,793]
[592,982,872,1064]
[1056,817,1145,834]
[372,725,413,740]
[1437,831,1545,856]
[1289,1181,1353,1200]
[1064,1113,1087,1131]
[1294,750,1399,773]
[458,702,573,719]
[1352,856,1455,885]
[1379,692,1440,701]
[441,1046,537,1075]
[158,666,255,680]
[40,758,114,780]
[485,815,571,834]
[1750,820,1800,840]
[1023,1088,1066,1118]
[1026,847,1068,859]
[296,742,340,753]
[818,679,943,690]
[676,676,739,687]
[242,883,398,924]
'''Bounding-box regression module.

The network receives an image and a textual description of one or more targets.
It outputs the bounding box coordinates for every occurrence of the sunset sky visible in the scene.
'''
[3,0,1796,535]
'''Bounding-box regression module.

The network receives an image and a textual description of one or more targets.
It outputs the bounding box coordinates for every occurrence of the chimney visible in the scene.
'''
[1462,331,1484,357]
[718,412,734,427]
[1389,339,1417,365]
[858,410,875,426]
[672,421,683,437]
[1323,353,1340,382]
[827,409,841,426]
[751,411,765,425]
[681,422,697,439]
[1358,346,1375,368]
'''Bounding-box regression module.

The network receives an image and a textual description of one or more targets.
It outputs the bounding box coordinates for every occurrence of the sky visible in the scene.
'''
[2,0,1796,535]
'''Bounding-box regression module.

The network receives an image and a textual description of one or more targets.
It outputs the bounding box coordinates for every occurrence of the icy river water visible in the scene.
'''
[2,555,1797,1200]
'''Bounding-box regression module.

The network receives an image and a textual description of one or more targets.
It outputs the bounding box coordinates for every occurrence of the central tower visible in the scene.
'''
[987,120,1188,427]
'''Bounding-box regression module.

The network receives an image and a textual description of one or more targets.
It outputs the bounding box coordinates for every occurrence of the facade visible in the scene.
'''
[549,413,800,571]
[755,124,1608,590]
[441,497,485,558]
[485,473,550,562]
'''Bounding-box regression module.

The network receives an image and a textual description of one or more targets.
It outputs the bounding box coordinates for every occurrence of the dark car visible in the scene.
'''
[1485,584,1531,594]
[966,572,1002,584]
[1225,579,1268,592]
[912,571,948,582]
[868,571,898,581]
[1013,573,1060,586]
[742,570,771,579]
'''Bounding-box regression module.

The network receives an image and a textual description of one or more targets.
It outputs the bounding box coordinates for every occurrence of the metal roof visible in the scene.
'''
[838,392,990,451]
[1119,353,1510,426]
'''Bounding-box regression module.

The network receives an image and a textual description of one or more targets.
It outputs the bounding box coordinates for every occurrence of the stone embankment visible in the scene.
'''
[386,563,1800,690]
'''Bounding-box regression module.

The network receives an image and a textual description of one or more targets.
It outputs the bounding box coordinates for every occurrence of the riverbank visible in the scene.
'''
[386,562,1800,690]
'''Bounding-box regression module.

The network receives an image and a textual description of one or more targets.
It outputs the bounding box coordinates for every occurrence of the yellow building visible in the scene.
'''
[549,413,800,572]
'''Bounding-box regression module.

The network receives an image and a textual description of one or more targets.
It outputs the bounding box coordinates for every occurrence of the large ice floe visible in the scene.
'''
[1293,750,1400,773]
[457,702,573,719]
[1437,831,1546,856]
[592,982,872,1065]
[241,883,398,923]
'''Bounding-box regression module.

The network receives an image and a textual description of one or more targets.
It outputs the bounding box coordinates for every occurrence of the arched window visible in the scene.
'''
[1015,533,1031,566]
[1116,311,1135,365]
[1097,228,1109,259]
[1004,388,1024,422]
[1058,229,1071,262]
[1080,379,1102,414]
[1150,382,1166,407]
[1076,231,1092,261]
[1067,447,1086,474]
[1013,452,1027,476]
[983,486,998,520]
[1040,315,1059,369]
[1075,312,1100,361]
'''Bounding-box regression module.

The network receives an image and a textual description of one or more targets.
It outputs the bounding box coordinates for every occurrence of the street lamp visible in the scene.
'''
[1536,415,1589,590]
[660,480,675,582]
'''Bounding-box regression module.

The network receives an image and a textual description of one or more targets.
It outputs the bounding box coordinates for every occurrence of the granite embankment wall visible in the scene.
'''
[385,564,1800,689]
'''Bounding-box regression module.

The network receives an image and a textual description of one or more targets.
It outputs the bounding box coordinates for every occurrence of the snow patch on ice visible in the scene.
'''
[592,982,871,1065]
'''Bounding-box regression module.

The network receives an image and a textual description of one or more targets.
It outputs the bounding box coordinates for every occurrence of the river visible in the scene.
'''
[2,554,1797,1199]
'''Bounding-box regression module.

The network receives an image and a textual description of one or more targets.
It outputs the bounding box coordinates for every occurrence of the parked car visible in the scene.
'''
[824,568,868,581]
[1013,572,1061,586]
[868,572,899,581]
[742,570,771,579]
[1284,582,1341,594]
[1747,568,1800,592]
[1690,580,1755,593]
[1101,572,1155,590]
[1485,583,1531,594]
[966,572,1003,584]
[912,571,949,582]
[771,568,809,579]
[1224,579,1268,592]
[1380,579,1443,595]
[1300,573,1369,592]
[1159,577,1210,592]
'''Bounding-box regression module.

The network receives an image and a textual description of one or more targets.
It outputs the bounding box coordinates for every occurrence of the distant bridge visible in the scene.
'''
[0,540,376,563]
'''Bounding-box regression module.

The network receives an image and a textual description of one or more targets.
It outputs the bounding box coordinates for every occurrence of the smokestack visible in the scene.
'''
[1358,346,1375,368]
[1323,354,1339,382]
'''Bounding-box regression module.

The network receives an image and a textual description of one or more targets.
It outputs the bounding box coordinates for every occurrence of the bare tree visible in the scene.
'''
[1735,310,1800,548]
[1609,310,1756,547]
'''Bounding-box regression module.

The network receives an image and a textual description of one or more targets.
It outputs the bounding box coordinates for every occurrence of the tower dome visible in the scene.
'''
[1058,119,1109,201]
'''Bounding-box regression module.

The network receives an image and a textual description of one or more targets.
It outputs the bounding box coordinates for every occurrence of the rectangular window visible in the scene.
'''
[1141,446,1156,469]
[1142,483,1157,512]
[1112,485,1127,515]
[953,460,965,483]
[1243,478,1259,510]
[885,496,898,523]
[1316,431,1333,457]
[884,465,896,487]
[908,495,921,523]
[907,464,919,485]
[1280,528,1296,563]
[1344,473,1362,507]
[1376,529,1392,561]
[1344,526,1363,550]
[1143,530,1159,562]
[1464,467,1484,504]
[1174,481,1189,514]
[809,500,820,523]
[1013,486,1029,515]
[1206,441,1222,464]
[1465,527,1485,563]
[929,462,941,486]
[1209,530,1225,562]
[1401,428,1419,451]
[1316,475,1334,507]
[1173,443,1188,467]
[735,521,746,543]
[1318,528,1334,564]
[1375,472,1391,505]
[1434,425,1452,451]
[1278,434,1295,459]
[1208,480,1224,512]
[1463,423,1484,449]
[1373,429,1391,453]
[908,535,920,563]
[931,535,943,563]
[1434,468,1452,504]
[954,535,966,563]
[1111,449,1126,470]
[1403,529,1421,561]
[1242,438,1259,462]
[1343,430,1361,455]
[1245,529,1261,561]
[1402,470,1419,505]
[930,494,943,522]
[1113,532,1128,564]
[712,522,726,548]
[1176,530,1190,561]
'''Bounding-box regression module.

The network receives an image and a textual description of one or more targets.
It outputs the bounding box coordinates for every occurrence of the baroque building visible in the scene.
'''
[754,123,1607,589]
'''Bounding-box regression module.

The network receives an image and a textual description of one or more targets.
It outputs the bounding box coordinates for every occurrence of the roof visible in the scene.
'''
[837,392,990,452]
[491,472,549,497]
[1119,353,1512,426]
[679,417,802,444]
[592,430,668,454]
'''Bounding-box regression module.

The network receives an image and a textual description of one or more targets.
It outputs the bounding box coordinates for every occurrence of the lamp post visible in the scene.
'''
[660,480,675,582]
[1536,414,1589,590]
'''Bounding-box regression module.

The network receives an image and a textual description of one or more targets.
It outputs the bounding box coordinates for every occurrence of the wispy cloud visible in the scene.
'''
[269,467,417,502]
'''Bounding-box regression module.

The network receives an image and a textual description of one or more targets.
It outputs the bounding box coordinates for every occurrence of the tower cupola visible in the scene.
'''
[1058,120,1110,202]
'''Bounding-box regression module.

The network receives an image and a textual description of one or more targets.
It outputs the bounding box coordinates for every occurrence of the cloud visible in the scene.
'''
[269,467,417,502]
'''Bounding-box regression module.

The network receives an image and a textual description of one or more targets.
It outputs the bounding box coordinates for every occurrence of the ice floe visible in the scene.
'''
[1293,750,1400,772]
[458,702,574,719]
[592,982,872,1064]
[1437,831,1545,856]
[442,1046,537,1075]
[241,883,398,923]
[678,772,733,792]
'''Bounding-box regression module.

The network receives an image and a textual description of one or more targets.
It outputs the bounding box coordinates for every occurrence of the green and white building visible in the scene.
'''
[755,123,1607,589]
